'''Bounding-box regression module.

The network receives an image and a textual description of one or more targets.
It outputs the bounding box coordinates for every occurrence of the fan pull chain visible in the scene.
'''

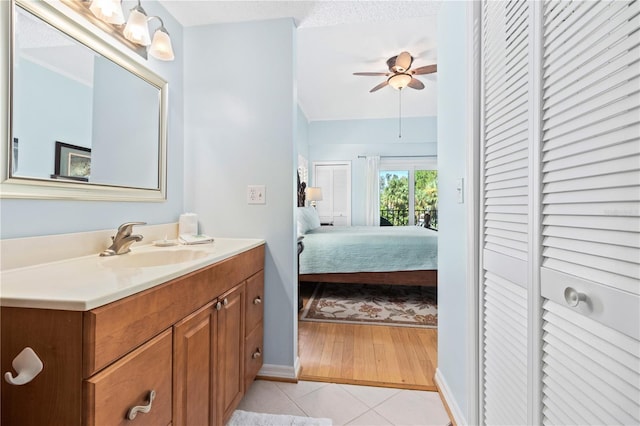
[398,89,402,139]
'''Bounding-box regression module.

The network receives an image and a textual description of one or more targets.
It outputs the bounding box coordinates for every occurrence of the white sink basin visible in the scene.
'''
[103,249,209,268]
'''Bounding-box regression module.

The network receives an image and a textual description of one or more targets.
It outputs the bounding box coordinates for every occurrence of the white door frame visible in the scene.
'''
[466,1,481,425]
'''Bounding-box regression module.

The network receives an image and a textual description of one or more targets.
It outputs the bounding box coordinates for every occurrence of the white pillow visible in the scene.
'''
[307,207,321,229]
[297,207,321,234]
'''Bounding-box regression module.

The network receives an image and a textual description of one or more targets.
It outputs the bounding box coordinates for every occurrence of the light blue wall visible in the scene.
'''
[183,18,298,369]
[0,1,185,239]
[437,1,469,420]
[13,59,92,178]
[297,105,309,162]
[92,56,159,188]
[308,117,437,224]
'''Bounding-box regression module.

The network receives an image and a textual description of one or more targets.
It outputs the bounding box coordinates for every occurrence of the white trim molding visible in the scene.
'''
[465,1,481,425]
[257,357,301,382]
[435,368,467,426]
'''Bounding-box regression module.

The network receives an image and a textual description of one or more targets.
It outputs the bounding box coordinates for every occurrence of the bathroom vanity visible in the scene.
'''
[1,239,265,426]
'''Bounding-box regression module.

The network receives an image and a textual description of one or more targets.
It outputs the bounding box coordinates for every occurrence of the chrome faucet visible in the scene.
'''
[100,222,146,256]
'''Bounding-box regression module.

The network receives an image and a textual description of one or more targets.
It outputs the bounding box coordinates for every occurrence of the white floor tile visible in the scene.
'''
[239,380,452,426]
[373,390,450,426]
[237,380,306,417]
[295,383,370,426]
[276,380,331,401]
[339,384,401,408]
[346,410,394,426]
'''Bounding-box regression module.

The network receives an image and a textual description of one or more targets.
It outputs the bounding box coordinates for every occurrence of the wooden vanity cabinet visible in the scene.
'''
[0,245,264,426]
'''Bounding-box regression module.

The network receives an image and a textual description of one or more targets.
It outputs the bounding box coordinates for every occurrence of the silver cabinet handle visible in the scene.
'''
[564,287,587,307]
[223,298,229,306]
[253,296,262,305]
[252,348,261,359]
[127,390,156,420]
[215,301,222,311]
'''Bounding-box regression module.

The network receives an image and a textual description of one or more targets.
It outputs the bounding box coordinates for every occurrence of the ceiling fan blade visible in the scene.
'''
[386,55,398,71]
[408,78,425,90]
[353,72,389,76]
[412,64,437,75]
[395,51,413,72]
[370,81,389,93]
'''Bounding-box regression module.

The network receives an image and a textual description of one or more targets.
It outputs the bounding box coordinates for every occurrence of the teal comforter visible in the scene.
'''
[299,226,438,274]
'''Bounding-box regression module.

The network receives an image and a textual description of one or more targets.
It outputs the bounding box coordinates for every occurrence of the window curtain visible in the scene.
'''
[365,155,380,226]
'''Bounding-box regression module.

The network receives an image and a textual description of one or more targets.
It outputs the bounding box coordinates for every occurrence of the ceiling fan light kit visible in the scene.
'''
[388,73,412,90]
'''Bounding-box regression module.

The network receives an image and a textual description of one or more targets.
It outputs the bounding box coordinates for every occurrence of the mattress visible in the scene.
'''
[299,226,438,274]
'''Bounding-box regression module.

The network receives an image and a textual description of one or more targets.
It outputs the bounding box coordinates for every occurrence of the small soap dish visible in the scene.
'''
[153,239,178,247]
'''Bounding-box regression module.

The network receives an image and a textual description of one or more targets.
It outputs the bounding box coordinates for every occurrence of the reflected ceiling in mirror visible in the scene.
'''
[2,0,167,201]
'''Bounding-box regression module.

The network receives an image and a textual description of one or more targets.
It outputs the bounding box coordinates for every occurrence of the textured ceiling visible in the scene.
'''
[159,1,441,121]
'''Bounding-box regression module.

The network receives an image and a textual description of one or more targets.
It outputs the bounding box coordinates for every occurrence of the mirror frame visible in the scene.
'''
[1,0,168,202]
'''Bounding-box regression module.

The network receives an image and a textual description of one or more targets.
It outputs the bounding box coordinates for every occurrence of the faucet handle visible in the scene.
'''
[117,221,147,235]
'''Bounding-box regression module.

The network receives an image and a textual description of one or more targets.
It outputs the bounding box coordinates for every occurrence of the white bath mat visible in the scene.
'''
[227,409,332,426]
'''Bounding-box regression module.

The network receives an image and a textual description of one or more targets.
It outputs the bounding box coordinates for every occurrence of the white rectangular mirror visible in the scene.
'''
[1,0,167,201]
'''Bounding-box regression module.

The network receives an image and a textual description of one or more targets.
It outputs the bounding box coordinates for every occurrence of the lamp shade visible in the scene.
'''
[149,28,174,61]
[388,73,412,90]
[306,187,323,202]
[123,6,151,46]
[89,0,125,24]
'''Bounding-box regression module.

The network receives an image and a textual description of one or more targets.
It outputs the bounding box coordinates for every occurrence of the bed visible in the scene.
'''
[297,206,438,287]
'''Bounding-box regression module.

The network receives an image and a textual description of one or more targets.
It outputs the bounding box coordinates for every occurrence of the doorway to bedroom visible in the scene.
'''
[297,156,439,391]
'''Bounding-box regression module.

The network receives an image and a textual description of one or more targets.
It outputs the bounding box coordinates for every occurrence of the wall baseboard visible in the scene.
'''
[435,368,467,426]
[257,357,300,383]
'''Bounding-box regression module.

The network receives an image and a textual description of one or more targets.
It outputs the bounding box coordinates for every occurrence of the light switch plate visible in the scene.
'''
[247,185,266,204]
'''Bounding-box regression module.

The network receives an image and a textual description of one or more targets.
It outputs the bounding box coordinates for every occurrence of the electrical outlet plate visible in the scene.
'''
[247,185,266,204]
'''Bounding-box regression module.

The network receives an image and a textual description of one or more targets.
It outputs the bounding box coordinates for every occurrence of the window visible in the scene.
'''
[379,158,437,228]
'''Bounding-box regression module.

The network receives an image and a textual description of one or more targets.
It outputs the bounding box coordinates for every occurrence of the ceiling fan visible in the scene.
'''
[353,51,437,92]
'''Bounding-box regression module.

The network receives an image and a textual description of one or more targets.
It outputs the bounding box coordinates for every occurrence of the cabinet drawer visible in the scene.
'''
[244,323,263,390]
[84,329,172,426]
[245,271,264,336]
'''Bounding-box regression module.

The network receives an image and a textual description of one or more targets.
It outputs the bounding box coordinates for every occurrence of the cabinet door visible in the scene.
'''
[217,283,245,425]
[173,303,216,426]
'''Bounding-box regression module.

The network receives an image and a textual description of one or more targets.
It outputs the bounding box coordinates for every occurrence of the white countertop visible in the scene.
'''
[0,238,264,311]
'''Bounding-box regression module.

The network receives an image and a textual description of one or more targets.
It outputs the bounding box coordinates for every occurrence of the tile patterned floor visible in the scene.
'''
[235,380,451,426]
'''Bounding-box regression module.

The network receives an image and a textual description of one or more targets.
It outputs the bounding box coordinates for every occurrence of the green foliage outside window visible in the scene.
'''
[379,170,438,229]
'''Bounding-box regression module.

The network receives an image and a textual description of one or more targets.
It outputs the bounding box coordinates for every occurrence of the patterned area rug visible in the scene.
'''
[300,283,437,328]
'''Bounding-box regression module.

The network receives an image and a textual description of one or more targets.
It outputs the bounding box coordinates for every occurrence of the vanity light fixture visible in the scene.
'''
[89,0,124,24]
[147,17,175,61]
[123,1,151,46]
[87,0,175,61]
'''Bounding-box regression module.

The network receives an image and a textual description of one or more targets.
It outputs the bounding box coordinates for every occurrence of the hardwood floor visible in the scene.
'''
[297,283,438,391]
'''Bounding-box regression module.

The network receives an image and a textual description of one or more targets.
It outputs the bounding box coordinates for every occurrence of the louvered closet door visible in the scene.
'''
[540,1,640,424]
[480,1,530,425]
